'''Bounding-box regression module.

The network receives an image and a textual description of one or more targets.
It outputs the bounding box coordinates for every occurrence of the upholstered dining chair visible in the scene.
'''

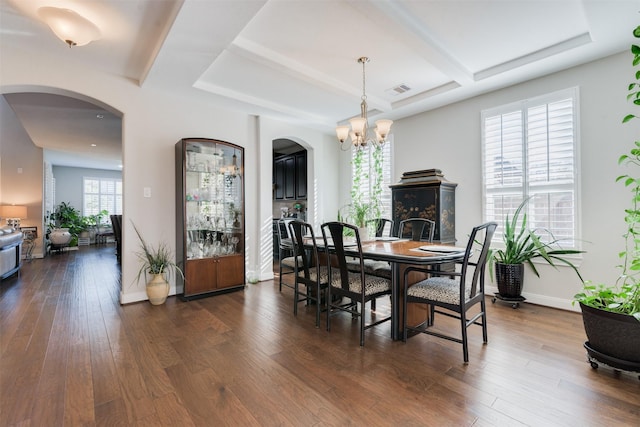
[398,218,436,242]
[287,221,328,328]
[321,221,392,346]
[402,222,497,363]
[347,218,394,311]
[277,218,299,291]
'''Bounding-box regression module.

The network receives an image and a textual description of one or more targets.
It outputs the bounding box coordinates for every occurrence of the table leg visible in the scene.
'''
[391,262,399,340]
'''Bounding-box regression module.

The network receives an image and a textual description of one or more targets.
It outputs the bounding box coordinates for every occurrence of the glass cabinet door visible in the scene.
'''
[184,142,243,260]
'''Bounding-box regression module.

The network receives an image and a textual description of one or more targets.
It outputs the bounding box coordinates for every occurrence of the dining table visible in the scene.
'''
[312,236,467,340]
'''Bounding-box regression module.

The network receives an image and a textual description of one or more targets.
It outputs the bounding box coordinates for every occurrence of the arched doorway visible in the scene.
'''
[0,87,123,261]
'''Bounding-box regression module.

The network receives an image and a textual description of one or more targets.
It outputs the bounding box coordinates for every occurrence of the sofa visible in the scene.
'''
[0,226,23,280]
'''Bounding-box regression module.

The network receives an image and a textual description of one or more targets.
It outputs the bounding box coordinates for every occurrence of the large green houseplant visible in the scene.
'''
[572,26,640,373]
[489,198,584,302]
[48,201,85,246]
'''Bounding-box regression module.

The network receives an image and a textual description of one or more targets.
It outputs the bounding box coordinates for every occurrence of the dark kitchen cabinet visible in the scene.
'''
[274,150,306,200]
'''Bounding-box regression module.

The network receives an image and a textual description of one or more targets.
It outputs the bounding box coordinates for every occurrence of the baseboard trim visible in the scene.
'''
[485,285,580,313]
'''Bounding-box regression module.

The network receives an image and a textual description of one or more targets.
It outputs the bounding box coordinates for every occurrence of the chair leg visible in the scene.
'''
[315,284,322,328]
[460,311,469,364]
[371,298,376,311]
[360,299,365,346]
[326,287,332,332]
[481,297,488,343]
[429,305,435,326]
[402,295,409,342]
[293,279,299,316]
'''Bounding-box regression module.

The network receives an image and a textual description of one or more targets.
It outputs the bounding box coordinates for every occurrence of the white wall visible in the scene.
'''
[389,51,640,310]
[0,44,337,303]
[0,96,45,258]
[52,166,122,213]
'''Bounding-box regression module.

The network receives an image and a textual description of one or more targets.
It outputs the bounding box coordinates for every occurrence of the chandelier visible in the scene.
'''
[336,57,393,151]
[38,7,101,48]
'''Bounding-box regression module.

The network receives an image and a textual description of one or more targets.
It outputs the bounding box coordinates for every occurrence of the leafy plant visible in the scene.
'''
[574,26,640,321]
[132,222,183,284]
[48,202,85,245]
[83,209,109,228]
[488,198,585,281]
[350,200,372,228]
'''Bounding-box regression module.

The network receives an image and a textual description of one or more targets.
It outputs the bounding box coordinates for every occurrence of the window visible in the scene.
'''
[351,138,393,220]
[83,177,122,222]
[481,87,580,247]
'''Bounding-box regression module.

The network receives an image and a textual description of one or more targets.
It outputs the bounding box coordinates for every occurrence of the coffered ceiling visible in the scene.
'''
[1,0,638,169]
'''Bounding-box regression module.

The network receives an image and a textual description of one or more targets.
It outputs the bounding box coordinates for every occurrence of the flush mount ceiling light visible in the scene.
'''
[38,7,101,48]
[336,57,393,151]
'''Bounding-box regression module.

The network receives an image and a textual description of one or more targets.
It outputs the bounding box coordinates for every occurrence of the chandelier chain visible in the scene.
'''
[361,58,367,102]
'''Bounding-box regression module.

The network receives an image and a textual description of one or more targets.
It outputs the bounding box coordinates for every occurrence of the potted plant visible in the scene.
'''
[573,26,640,373]
[489,197,585,307]
[133,223,184,305]
[350,200,373,241]
[47,201,85,247]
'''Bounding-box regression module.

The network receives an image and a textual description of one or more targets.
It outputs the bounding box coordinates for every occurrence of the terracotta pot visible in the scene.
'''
[146,273,170,305]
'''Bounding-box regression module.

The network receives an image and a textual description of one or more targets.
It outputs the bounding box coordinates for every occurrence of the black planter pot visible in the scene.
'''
[495,263,525,298]
[579,302,640,374]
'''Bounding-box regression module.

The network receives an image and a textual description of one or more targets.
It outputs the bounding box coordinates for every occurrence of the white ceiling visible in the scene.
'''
[1,0,638,170]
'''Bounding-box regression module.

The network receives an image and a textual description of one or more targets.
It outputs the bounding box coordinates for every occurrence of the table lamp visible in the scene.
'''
[0,205,27,227]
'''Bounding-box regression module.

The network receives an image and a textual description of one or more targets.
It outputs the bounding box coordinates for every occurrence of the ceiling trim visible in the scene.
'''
[474,32,594,81]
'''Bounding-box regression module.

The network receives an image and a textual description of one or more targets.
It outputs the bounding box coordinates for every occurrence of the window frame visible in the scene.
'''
[480,87,582,250]
[82,176,123,222]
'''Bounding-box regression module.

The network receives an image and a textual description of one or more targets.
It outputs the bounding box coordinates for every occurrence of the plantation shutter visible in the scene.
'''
[482,87,579,246]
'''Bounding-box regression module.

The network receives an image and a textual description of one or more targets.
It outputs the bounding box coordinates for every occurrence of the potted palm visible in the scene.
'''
[573,26,640,373]
[133,223,183,305]
[489,198,585,307]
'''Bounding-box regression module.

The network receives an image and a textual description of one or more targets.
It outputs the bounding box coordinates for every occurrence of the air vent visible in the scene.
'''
[385,84,411,96]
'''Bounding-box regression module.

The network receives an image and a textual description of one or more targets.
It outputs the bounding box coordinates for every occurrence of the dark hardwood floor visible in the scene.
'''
[1,245,639,426]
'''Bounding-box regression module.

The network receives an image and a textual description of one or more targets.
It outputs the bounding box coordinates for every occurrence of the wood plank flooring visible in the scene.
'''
[1,245,639,426]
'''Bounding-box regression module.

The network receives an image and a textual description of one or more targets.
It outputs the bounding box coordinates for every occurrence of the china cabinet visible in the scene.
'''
[175,138,245,299]
[390,169,457,244]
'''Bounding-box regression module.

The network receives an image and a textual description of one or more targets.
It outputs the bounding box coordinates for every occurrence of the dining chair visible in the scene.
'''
[287,220,328,328]
[277,218,299,291]
[363,218,437,283]
[321,221,392,346]
[398,218,436,241]
[110,214,122,263]
[347,218,394,277]
[402,221,497,363]
[367,218,394,238]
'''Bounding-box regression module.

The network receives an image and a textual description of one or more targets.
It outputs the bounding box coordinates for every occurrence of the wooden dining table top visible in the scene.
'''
[306,236,467,265]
